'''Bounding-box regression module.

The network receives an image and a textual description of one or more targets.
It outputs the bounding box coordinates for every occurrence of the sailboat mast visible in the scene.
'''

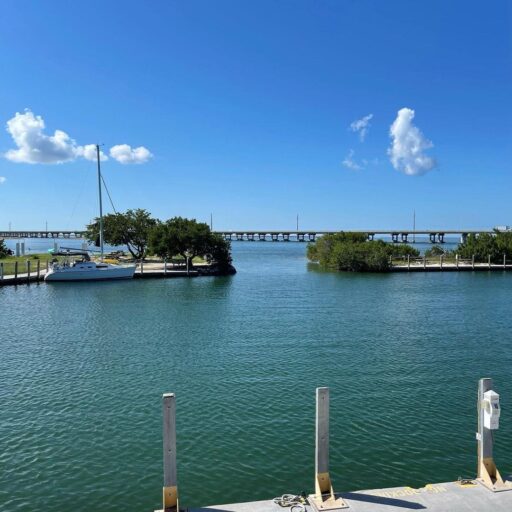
[96,144,104,260]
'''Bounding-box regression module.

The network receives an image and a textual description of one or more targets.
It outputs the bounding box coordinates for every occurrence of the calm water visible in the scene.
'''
[1,242,512,511]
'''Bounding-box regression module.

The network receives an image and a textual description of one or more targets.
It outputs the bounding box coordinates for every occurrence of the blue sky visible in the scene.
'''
[0,0,510,231]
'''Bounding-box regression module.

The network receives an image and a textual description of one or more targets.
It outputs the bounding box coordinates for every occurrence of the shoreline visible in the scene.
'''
[0,263,236,287]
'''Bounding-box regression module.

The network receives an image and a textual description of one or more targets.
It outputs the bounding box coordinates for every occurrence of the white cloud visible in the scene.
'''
[350,113,373,141]
[4,110,151,165]
[342,149,363,171]
[110,144,153,164]
[0,177,6,184]
[76,144,108,162]
[388,108,436,176]
[5,110,80,164]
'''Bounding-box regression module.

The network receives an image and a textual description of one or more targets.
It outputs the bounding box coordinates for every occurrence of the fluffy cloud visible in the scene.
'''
[5,110,79,164]
[4,110,151,165]
[342,149,363,171]
[0,177,6,184]
[388,108,436,176]
[350,113,373,141]
[110,144,153,164]
[76,144,108,162]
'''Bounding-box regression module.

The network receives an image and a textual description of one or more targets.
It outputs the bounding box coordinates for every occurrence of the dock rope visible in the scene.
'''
[272,494,306,512]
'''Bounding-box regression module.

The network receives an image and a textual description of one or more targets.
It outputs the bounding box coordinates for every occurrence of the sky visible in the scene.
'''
[0,0,511,231]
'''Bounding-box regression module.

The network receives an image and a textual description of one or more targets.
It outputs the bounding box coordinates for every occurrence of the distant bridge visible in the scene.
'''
[0,229,495,244]
[0,230,87,239]
[214,230,494,243]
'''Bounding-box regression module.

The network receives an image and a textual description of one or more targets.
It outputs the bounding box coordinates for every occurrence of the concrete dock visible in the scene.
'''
[392,262,512,272]
[191,480,512,512]
[0,263,224,286]
[155,381,512,512]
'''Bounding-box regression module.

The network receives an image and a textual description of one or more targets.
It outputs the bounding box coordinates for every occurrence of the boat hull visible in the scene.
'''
[44,265,136,282]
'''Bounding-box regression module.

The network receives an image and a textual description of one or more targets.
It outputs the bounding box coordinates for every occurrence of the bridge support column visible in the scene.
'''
[308,233,316,242]
[236,233,244,241]
[438,233,445,244]
[461,233,468,243]
[429,233,437,243]
[391,233,399,243]
[271,234,279,242]
[401,233,408,243]
[258,233,266,241]
[297,233,305,242]
[367,233,374,241]
[247,233,255,241]
[282,233,290,242]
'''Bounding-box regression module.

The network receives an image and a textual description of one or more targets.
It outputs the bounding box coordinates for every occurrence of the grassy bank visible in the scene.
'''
[0,253,54,276]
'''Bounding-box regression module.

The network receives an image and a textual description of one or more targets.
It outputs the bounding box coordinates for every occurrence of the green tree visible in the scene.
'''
[388,244,420,258]
[307,232,421,272]
[86,209,157,259]
[308,232,397,272]
[149,217,232,269]
[457,233,500,262]
[203,234,233,270]
[0,238,10,258]
[424,245,446,258]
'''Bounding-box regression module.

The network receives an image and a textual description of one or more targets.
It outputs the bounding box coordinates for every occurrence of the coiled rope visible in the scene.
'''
[272,494,306,512]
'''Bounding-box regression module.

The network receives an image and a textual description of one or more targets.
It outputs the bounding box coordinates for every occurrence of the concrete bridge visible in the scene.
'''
[0,230,87,239]
[0,229,494,243]
[214,230,493,243]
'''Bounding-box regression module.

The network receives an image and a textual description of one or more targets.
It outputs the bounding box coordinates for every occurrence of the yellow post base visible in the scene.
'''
[308,472,349,510]
[155,485,178,512]
[477,458,512,492]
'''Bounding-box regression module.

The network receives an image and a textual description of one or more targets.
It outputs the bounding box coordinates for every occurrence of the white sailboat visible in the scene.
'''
[45,145,136,282]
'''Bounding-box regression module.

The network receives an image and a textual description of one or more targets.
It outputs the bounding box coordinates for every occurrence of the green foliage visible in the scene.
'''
[388,244,420,258]
[457,232,512,263]
[0,239,10,258]
[307,232,421,272]
[86,208,157,259]
[149,217,232,269]
[203,234,233,270]
[424,245,446,258]
[306,232,367,264]
[307,232,418,272]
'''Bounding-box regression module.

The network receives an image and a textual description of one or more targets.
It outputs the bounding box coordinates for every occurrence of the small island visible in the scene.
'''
[307,231,512,272]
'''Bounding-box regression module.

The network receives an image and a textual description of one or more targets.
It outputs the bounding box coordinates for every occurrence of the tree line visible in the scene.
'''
[307,231,512,272]
[307,232,419,272]
[425,232,512,262]
[85,209,232,270]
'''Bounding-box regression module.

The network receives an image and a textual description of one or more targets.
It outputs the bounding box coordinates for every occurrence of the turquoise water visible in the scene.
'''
[1,242,511,511]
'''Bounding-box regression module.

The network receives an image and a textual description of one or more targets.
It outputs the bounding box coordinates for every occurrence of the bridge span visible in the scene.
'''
[0,229,494,244]
[214,230,492,243]
[0,230,87,240]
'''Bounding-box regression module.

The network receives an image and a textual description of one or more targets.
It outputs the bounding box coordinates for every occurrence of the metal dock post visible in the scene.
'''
[476,378,511,491]
[158,393,179,512]
[309,387,348,511]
